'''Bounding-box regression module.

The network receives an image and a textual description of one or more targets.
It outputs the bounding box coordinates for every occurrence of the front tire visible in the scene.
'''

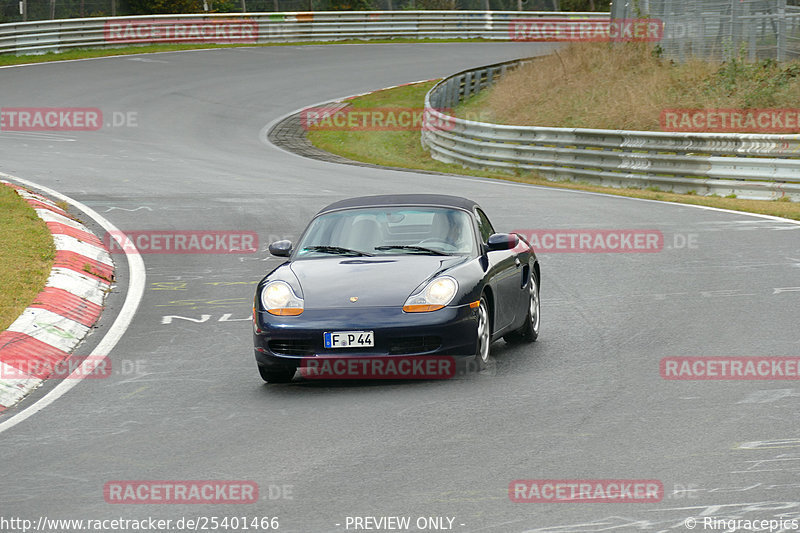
[258,364,295,383]
[504,271,540,343]
[473,296,491,370]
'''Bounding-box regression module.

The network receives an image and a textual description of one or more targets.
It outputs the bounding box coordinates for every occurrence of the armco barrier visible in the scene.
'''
[0,11,608,55]
[421,60,800,201]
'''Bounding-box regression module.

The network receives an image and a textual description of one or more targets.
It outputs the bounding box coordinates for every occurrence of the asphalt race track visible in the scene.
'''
[1,42,799,533]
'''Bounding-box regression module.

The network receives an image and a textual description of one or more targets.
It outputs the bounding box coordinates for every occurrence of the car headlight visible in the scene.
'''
[403,276,458,313]
[261,281,304,316]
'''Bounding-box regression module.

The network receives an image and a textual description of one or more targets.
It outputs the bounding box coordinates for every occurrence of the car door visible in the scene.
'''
[475,208,522,333]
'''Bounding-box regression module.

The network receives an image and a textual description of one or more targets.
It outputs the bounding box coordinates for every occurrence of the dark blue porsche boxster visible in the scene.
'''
[252,194,540,383]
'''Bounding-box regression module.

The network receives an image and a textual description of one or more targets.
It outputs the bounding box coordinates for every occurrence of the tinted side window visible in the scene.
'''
[475,209,495,243]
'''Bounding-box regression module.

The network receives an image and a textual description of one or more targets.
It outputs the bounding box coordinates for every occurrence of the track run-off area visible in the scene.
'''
[1,42,799,533]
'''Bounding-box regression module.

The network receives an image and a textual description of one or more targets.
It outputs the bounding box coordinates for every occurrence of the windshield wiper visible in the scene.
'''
[374,245,451,256]
[302,245,373,257]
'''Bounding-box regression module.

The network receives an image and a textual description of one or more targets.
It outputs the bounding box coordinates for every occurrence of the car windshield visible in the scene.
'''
[295,207,476,258]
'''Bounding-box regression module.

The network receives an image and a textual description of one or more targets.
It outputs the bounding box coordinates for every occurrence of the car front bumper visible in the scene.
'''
[253,304,478,370]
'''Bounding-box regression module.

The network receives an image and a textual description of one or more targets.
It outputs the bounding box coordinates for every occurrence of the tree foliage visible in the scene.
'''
[127,0,204,14]
[329,0,374,10]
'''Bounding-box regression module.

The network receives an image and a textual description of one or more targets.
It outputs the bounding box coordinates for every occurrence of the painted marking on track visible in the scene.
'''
[149,281,258,291]
[104,206,153,212]
[125,57,169,64]
[0,173,146,435]
[730,455,800,474]
[204,281,258,286]
[0,132,76,141]
[161,315,211,324]
[155,297,248,309]
[774,287,800,294]
[738,439,800,450]
[738,389,800,404]
[218,313,250,322]
[151,282,188,291]
[160,314,251,324]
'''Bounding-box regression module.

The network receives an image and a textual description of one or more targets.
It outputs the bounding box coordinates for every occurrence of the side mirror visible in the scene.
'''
[268,240,293,257]
[486,233,519,251]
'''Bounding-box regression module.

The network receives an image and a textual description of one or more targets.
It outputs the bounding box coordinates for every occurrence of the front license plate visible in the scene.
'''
[324,331,374,349]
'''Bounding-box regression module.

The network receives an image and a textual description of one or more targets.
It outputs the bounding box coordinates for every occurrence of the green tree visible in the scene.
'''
[559,0,611,11]
[329,0,374,9]
[127,0,205,14]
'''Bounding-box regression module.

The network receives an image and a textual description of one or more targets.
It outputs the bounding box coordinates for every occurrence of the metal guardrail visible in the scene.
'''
[422,60,800,201]
[0,11,608,55]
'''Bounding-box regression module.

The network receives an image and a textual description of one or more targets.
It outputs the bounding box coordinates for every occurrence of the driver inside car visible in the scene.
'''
[428,211,470,253]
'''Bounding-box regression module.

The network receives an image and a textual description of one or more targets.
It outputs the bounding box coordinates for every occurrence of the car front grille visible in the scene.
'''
[268,339,315,356]
[388,336,442,355]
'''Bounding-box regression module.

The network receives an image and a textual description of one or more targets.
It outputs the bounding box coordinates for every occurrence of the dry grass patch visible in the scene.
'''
[458,42,800,131]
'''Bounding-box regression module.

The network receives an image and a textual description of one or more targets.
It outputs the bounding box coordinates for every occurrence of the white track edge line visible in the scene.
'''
[0,173,146,434]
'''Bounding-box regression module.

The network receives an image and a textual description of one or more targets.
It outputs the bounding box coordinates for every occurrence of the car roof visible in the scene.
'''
[316,194,481,215]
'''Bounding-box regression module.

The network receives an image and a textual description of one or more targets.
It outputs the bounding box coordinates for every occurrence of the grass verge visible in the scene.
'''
[307,81,800,220]
[0,38,492,67]
[0,185,56,331]
[456,42,800,131]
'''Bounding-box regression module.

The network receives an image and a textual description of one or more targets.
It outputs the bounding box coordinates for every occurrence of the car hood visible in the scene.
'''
[289,255,469,309]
